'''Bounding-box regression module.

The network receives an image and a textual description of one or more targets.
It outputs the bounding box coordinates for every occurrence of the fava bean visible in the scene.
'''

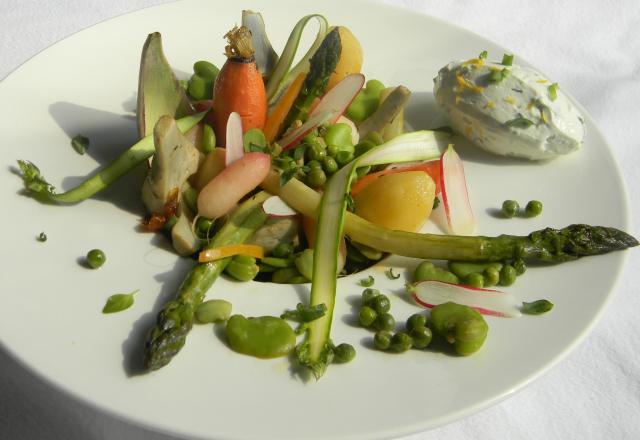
[324,123,354,149]
[226,315,296,358]
[195,299,232,324]
[225,256,259,281]
[201,124,216,153]
[188,74,211,101]
[193,60,219,81]
[430,302,488,356]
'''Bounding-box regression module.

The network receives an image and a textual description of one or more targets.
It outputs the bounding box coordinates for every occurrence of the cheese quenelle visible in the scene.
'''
[433,55,585,160]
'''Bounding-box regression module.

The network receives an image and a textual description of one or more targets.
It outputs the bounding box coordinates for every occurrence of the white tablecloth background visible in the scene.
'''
[1,1,638,439]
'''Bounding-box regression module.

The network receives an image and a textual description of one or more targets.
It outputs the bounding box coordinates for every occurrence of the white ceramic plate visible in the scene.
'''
[0,1,632,439]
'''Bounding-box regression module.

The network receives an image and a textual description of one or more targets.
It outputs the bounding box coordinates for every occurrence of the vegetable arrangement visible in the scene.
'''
[16,11,638,380]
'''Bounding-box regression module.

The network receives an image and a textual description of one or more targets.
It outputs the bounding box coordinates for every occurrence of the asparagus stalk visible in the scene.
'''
[261,171,638,263]
[16,112,206,204]
[144,191,270,371]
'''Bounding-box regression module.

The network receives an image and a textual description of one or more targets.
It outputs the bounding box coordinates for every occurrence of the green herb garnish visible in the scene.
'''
[548,82,559,101]
[489,68,510,83]
[37,232,47,242]
[386,268,401,280]
[359,275,375,287]
[281,303,327,323]
[478,50,488,59]
[432,196,441,210]
[505,115,534,129]
[102,290,138,314]
[71,134,90,155]
[521,299,554,315]
[501,53,514,66]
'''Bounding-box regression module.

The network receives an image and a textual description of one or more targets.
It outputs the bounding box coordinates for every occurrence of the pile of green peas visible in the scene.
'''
[358,288,433,353]
[501,199,543,218]
[413,258,527,289]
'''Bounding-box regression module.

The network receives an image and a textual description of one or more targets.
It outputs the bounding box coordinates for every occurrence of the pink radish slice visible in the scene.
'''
[410,280,522,318]
[278,74,365,151]
[197,152,271,219]
[262,196,298,217]
[440,144,476,235]
[225,112,244,166]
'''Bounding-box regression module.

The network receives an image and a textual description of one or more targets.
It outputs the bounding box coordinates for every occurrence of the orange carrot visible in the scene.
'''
[211,26,267,146]
[263,73,306,142]
[351,161,441,197]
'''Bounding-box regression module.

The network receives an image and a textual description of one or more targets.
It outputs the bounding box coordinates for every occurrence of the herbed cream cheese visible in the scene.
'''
[433,57,585,160]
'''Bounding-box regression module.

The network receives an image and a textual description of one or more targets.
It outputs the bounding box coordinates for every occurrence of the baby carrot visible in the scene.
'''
[211,26,267,146]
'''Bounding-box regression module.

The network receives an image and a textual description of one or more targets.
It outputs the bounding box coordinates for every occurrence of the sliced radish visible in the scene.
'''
[278,110,333,151]
[262,195,298,217]
[440,144,476,235]
[410,280,521,318]
[225,112,244,166]
[278,74,365,151]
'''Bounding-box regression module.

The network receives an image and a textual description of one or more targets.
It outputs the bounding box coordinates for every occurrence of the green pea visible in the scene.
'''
[513,258,527,275]
[501,199,519,218]
[271,267,301,284]
[196,217,214,237]
[374,330,392,350]
[406,313,427,332]
[371,294,391,314]
[374,312,396,332]
[306,145,326,161]
[324,123,354,149]
[193,60,219,81]
[410,325,433,349]
[195,299,232,324]
[86,249,106,269]
[335,150,354,166]
[272,242,294,258]
[447,261,503,279]
[483,266,500,287]
[346,79,385,122]
[303,132,325,149]
[463,272,484,288]
[414,261,460,284]
[201,124,216,153]
[333,343,356,363]
[226,315,296,358]
[231,254,256,266]
[322,156,338,174]
[359,306,378,327]
[306,168,327,188]
[525,200,543,217]
[326,144,339,158]
[225,258,259,282]
[499,264,517,286]
[187,74,211,101]
[361,288,380,307]
[430,302,488,356]
[390,332,413,353]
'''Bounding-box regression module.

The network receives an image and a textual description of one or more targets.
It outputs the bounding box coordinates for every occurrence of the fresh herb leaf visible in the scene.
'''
[386,268,401,279]
[279,167,298,187]
[16,160,56,196]
[548,82,559,101]
[432,196,441,210]
[478,50,488,59]
[37,232,47,242]
[506,115,535,129]
[501,53,514,66]
[102,290,138,314]
[71,134,90,155]
[521,299,554,315]
[281,303,327,323]
[359,275,375,287]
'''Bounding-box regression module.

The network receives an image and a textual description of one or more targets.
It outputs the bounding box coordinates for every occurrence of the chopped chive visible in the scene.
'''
[386,268,401,280]
[37,232,47,242]
[505,115,535,129]
[489,68,510,83]
[71,134,89,155]
[548,82,559,101]
[521,299,554,315]
[359,275,375,287]
[478,50,488,59]
[501,53,514,66]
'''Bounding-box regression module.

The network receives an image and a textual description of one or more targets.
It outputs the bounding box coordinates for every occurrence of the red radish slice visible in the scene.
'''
[225,112,244,166]
[410,280,522,318]
[310,73,365,124]
[262,196,298,217]
[440,144,476,235]
[278,74,365,151]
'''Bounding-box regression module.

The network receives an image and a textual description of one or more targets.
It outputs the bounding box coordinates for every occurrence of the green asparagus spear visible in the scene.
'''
[144,191,269,371]
[16,112,206,204]
[261,171,638,263]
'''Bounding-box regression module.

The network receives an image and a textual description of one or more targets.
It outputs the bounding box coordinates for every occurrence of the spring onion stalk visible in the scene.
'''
[17,112,206,204]
[265,14,328,104]
[295,131,448,378]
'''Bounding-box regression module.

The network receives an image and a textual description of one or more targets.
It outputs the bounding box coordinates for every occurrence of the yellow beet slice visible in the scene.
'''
[353,171,436,232]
